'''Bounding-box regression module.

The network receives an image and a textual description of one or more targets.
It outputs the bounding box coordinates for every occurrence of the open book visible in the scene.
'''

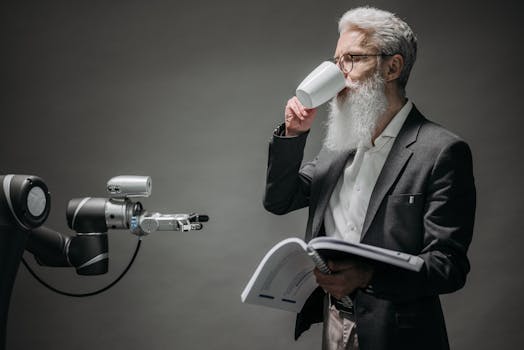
[240,237,424,312]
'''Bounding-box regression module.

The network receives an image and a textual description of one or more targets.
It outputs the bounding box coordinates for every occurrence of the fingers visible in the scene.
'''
[285,97,315,121]
[285,97,303,121]
[313,268,343,287]
[291,97,307,120]
[284,96,317,136]
[315,270,353,299]
[313,263,374,298]
[327,260,356,272]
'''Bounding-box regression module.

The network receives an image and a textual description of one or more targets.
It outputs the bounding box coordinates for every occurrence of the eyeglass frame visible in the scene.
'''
[333,52,394,74]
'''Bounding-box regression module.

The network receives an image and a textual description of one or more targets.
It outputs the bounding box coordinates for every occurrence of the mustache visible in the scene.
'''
[337,78,361,102]
[345,79,360,89]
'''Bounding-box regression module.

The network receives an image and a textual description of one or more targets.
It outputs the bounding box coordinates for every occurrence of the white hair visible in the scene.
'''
[338,6,417,91]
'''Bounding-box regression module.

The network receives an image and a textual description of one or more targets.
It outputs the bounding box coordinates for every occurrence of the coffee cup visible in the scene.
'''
[296,61,346,108]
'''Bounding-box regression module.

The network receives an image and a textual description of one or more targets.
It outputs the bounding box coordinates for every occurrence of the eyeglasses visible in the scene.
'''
[333,52,392,74]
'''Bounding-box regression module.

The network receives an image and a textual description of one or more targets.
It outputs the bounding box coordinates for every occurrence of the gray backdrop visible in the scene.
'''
[1,0,523,349]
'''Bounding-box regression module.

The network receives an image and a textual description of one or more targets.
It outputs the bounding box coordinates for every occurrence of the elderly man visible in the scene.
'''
[263,6,476,350]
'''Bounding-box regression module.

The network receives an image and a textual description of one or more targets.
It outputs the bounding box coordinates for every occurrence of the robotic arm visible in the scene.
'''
[26,175,208,275]
[0,174,208,350]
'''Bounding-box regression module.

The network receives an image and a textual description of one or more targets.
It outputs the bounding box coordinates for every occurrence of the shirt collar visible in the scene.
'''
[364,100,412,151]
[379,99,413,139]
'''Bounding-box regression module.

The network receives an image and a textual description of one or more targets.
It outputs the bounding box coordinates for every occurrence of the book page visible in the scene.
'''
[241,238,318,313]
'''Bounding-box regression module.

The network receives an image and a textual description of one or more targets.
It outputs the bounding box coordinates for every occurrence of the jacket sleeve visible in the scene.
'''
[367,139,476,301]
[263,126,316,215]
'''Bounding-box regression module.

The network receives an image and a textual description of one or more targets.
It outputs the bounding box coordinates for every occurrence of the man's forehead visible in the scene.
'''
[335,29,373,56]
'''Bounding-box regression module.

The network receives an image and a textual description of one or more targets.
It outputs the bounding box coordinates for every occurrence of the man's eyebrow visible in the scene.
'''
[334,50,368,58]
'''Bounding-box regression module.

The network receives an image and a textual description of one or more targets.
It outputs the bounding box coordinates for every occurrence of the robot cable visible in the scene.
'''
[21,237,142,297]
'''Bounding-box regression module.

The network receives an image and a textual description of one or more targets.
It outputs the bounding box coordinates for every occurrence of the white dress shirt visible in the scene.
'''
[324,100,413,243]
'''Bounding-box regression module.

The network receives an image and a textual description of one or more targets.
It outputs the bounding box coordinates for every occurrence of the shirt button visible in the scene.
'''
[356,187,361,192]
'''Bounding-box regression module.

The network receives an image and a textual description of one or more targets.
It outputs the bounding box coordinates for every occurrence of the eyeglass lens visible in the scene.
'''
[340,54,353,73]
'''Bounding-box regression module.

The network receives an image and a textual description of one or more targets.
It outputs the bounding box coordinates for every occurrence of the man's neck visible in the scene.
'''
[371,93,407,144]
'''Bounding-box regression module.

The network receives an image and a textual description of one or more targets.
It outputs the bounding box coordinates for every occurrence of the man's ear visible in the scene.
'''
[384,54,404,82]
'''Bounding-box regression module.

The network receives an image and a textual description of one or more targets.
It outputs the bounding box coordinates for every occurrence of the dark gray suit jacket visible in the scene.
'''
[263,106,476,350]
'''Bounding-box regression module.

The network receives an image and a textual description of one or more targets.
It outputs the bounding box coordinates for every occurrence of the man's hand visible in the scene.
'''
[314,259,374,300]
[284,96,317,136]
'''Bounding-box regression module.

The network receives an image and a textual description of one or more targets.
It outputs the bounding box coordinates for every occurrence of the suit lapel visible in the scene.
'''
[360,107,424,241]
[309,149,355,239]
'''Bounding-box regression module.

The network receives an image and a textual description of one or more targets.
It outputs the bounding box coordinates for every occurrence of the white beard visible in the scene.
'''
[323,72,388,152]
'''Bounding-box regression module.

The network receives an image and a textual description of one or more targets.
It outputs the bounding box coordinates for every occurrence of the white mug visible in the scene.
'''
[296,61,346,108]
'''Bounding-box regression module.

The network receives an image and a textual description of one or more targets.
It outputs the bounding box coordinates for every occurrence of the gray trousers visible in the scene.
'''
[322,295,359,350]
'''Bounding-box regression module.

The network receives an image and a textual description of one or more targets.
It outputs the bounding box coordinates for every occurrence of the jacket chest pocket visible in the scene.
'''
[383,193,424,253]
